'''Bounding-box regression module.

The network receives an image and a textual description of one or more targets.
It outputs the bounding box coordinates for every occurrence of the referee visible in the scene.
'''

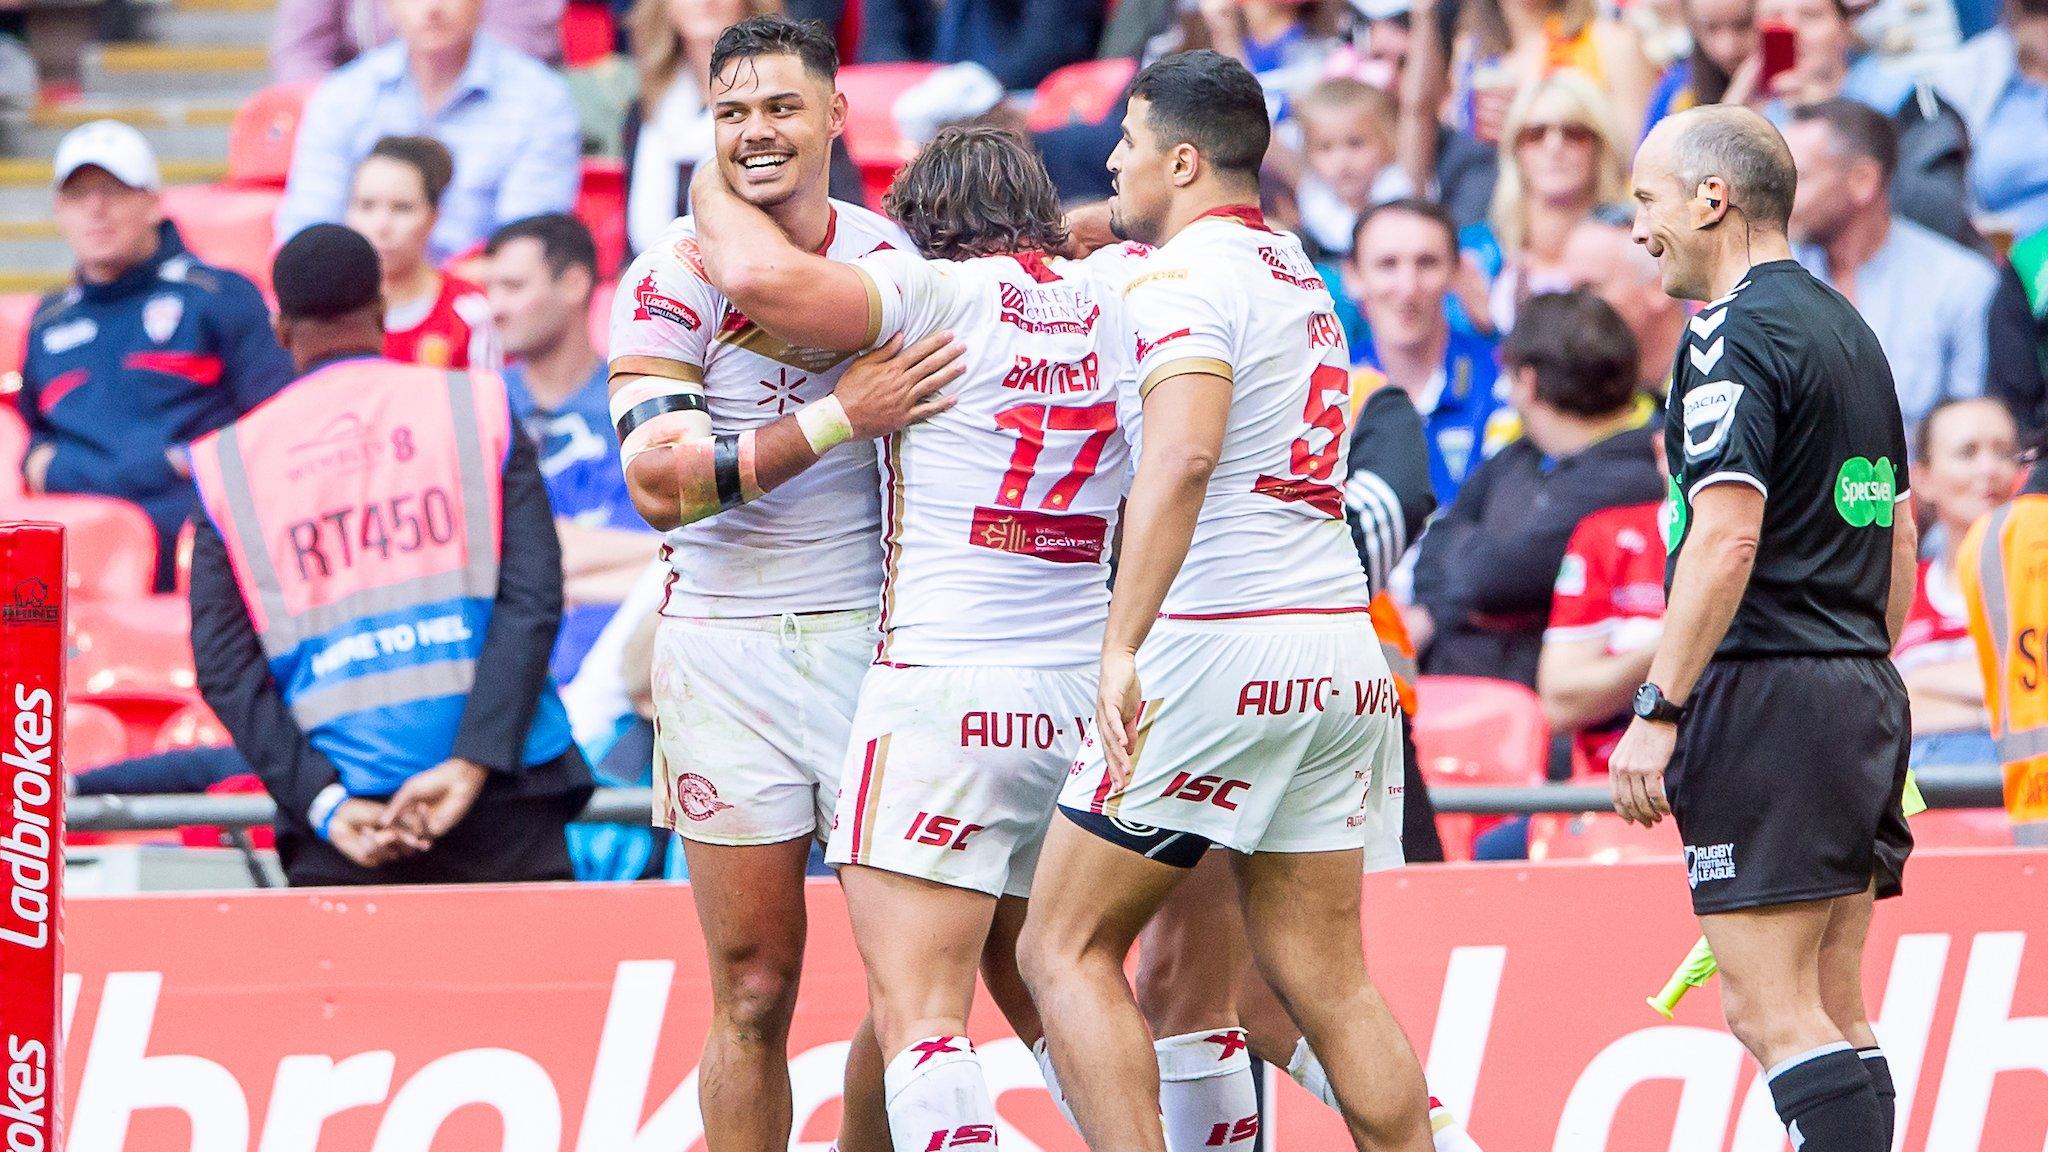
[1611,106,1915,1152]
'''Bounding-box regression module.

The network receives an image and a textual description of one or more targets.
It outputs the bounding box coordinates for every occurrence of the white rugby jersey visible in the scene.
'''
[1118,207,1371,618]
[851,245,1142,668]
[608,201,906,616]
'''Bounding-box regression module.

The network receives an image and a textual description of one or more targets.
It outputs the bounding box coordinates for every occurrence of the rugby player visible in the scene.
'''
[1613,105,1915,1150]
[1017,50,1435,1152]
[685,126,1137,1151]
[605,16,961,1151]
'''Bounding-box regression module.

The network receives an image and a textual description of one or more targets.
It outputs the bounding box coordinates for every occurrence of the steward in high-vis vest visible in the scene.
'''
[189,225,592,885]
[1957,459,2048,845]
[1347,370,1444,861]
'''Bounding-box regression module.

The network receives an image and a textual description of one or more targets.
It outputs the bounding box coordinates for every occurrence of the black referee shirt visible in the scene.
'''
[1663,259,1910,658]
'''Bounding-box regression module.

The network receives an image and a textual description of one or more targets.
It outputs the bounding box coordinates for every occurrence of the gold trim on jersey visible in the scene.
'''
[713,318,853,374]
[857,732,892,863]
[1139,356,1234,398]
[875,431,909,664]
[852,265,885,349]
[608,354,705,386]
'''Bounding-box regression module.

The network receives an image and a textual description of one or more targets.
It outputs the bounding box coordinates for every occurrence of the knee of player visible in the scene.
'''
[1013,921,1070,999]
[715,962,803,1035]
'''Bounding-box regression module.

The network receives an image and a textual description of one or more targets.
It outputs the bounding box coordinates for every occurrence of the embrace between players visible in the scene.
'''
[605,17,1460,1152]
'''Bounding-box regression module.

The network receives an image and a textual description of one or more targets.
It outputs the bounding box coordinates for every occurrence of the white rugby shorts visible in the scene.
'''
[828,662,1096,897]
[1058,612,1405,869]
[649,608,876,844]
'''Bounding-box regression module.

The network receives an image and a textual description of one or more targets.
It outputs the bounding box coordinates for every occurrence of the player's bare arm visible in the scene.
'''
[1097,371,1233,784]
[1538,636,1656,733]
[1887,501,1918,647]
[689,162,883,353]
[612,334,962,532]
[1609,482,1762,826]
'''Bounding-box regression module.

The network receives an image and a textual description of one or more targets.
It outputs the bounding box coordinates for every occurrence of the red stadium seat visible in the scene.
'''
[180,773,276,851]
[576,158,628,279]
[227,81,316,188]
[836,62,942,205]
[153,699,230,753]
[64,701,130,772]
[1527,812,1682,862]
[12,493,157,601]
[0,292,40,381]
[1412,676,1551,861]
[0,402,27,497]
[70,595,200,752]
[162,184,285,297]
[1028,57,1137,132]
[589,278,615,358]
[561,1,616,67]
[1909,808,2016,849]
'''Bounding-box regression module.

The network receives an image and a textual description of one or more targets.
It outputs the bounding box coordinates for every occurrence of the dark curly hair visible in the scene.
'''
[883,127,1069,262]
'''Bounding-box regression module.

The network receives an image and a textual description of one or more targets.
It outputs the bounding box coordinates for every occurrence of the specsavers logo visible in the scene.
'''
[1834,456,1897,528]
[1661,476,1687,554]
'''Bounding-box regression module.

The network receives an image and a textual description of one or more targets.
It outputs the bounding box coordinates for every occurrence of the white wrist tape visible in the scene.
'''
[796,395,854,456]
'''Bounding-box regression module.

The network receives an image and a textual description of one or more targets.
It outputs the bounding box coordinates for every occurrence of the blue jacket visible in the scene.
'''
[15,221,293,586]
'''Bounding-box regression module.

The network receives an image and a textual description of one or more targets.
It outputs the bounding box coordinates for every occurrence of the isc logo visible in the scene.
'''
[1207,1114,1260,1147]
[923,1123,997,1150]
[1159,772,1248,811]
[905,812,985,850]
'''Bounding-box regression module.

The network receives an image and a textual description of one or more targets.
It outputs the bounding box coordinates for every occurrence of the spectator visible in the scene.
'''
[1561,207,1685,394]
[1347,199,1511,506]
[1371,0,1501,232]
[623,0,768,255]
[1785,99,1996,436]
[1898,397,2018,783]
[276,0,582,264]
[859,0,1105,90]
[1643,0,1760,131]
[1293,77,1410,261]
[16,121,293,590]
[1409,291,1663,687]
[1990,223,2048,436]
[483,213,658,685]
[271,0,565,82]
[1449,0,1657,143]
[1758,0,1977,244]
[1537,433,1667,776]
[1928,0,2048,241]
[1464,70,1629,333]
[348,136,500,369]
[189,224,593,885]
[1196,0,1345,97]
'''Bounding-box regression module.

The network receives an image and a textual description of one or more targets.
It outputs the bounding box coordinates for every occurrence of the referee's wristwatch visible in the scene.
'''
[1633,683,1688,725]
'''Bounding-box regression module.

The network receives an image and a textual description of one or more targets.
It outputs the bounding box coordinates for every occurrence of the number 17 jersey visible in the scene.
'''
[1119,207,1370,618]
[851,245,1139,669]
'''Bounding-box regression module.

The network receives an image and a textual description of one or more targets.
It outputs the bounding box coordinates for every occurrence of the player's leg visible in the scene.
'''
[1700,900,1885,1150]
[840,865,1003,1152]
[1231,846,1434,1152]
[1133,852,1261,1152]
[680,836,816,1152]
[1820,883,1894,1144]
[982,892,1083,1128]
[1018,814,1195,1152]
[838,1017,891,1152]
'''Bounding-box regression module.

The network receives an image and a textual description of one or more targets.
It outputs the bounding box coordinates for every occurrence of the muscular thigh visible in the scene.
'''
[1136,851,1250,1033]
[685,836,816,978]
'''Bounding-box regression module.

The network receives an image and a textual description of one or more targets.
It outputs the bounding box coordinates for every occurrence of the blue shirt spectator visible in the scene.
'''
[277,23,580,262]
[1929,18,2048,239]
[18,122,292,589]
[1354,326,1510,508]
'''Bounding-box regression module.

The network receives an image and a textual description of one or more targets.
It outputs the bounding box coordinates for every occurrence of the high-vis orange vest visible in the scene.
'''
[1957,495,2048,832]
[189,358,572,796]
[1369,593,1419,718]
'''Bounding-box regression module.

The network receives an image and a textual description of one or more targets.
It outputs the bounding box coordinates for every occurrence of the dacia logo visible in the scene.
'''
[1834,456,1896,528]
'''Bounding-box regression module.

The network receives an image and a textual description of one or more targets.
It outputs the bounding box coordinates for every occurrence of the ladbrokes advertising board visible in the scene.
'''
[56,851,2048,1150]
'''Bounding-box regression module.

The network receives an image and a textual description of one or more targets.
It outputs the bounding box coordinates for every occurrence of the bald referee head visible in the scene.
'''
[1629,105,1798,303]
[271,223,387,373]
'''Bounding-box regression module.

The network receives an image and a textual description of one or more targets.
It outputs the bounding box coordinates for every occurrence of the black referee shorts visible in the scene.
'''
[1667,655,1912,916]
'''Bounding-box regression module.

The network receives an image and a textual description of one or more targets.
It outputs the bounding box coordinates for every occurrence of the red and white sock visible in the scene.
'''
[1031,1037,1080,1131]
[1155,1028,1258,1152]
[884,1036,1000,1152]
[1286,1039,1484,1152]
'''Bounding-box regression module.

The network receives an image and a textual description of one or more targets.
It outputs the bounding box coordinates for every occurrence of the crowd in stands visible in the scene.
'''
[10,0,2048,877]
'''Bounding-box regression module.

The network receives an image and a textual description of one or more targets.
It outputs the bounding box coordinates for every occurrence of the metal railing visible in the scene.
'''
[65,776,2008,832]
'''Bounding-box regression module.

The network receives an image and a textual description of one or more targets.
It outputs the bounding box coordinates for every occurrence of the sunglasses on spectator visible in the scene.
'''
[1515,121,1599,148]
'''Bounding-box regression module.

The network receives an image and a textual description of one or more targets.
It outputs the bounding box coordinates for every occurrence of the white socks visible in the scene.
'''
[884,1035,999,1152]
[1285,1037,1485,1152]
[1031,1036,1080,1130]
[1156,1028,1259,1151]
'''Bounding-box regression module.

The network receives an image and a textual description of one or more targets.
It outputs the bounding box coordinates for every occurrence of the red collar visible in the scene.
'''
[1194,204,1274,233]
[1010,249,1061,283]
[812,206,839,255]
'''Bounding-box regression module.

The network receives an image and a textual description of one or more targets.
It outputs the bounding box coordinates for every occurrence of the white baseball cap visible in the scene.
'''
[53,120,161,192]
[1349,0,1413,19]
